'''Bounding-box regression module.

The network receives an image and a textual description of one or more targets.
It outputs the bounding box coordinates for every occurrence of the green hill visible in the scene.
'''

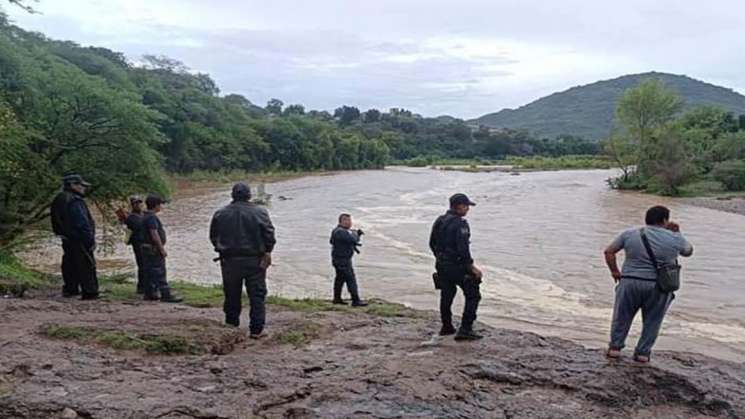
[471,72,745,141]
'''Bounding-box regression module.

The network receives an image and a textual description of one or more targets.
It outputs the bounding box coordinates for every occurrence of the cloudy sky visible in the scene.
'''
[5,0,745,118]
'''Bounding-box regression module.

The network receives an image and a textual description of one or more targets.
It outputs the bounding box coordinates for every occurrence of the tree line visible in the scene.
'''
[605,78,745,195]
[0,13,598,245]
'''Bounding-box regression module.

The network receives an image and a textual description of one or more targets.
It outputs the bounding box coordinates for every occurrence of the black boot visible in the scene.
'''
[159,288,183,303]
[332,299,348,305]
[143,292,160,301]
[454,327,483,341]
[439,323,456,336]
[351,300,368,307]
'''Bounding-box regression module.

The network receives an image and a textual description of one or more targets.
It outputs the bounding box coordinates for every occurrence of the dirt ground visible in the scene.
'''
[1,287,744,419]
[685,196,745,216]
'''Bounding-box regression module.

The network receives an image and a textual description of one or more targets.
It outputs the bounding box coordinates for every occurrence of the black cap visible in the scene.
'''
[145,193,167,209]
[449,193,476,207]
[231,183,251,200]
[62,172,91,187]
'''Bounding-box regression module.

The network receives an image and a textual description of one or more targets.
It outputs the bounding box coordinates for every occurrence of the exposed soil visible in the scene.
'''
[685,196,745,216]
[1,288,744,419]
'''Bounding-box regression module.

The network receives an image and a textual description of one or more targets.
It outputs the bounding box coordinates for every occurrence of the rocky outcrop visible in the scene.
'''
[1,293,743,418]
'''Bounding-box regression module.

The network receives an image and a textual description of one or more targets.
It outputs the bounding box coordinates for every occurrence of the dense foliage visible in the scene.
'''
[606,79,745,195]
[0,13,599,245]
[473,72,745,141]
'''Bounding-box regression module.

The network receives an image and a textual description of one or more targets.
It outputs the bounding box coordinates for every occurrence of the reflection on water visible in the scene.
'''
[21,168,745,361]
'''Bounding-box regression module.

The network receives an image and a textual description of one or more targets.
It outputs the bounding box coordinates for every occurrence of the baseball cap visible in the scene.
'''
[449,193,476,207]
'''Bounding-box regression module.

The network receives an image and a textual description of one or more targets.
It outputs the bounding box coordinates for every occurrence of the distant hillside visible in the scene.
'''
[471,72,745,141]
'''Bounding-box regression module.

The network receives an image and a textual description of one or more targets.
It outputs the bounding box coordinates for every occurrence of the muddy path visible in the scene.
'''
[1,289,744,419]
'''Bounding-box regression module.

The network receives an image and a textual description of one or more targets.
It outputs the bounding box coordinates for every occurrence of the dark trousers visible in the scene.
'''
[131,244,145,292]
[221,256,267,333]
[61,240,99,297]
[142,247,169,296]
[333,259,360,302]
[437,263,481,330]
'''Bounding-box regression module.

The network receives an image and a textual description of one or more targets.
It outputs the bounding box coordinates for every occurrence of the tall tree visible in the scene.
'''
[615,78,684,153]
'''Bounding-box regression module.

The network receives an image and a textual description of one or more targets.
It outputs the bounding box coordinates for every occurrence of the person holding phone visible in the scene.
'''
[429,193,483,341]
[330,213,368,307]
[604,205,693,363]
[210,183,276,339]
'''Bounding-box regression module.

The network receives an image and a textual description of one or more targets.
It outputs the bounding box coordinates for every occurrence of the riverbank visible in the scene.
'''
[1,272,744,418]
[422,155,613,173]
[166,170,336,199]
[683,195,745,216]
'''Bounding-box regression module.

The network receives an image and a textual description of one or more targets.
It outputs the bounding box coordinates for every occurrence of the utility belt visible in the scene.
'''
[217,249,263,260]
[620,275,657,283]
[435,254,467,267]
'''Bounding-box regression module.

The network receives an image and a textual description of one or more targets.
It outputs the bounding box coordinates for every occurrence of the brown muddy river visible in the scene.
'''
[21,168,745,362]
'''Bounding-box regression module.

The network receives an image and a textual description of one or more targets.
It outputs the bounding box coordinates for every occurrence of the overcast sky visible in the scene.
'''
[5,0,745,118]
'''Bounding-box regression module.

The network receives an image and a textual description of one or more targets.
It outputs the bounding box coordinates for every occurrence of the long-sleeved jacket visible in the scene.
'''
[124,212,145,246]
[429,210,473,266]
[210,201,276,257]
[330,226,361,261]
[51,190,96,250]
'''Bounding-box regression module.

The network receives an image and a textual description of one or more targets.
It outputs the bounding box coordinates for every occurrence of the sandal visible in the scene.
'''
[606,348,622,359]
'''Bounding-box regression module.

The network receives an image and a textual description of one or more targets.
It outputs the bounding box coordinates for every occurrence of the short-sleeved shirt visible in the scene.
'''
[143,211,166,246]
[608,226,693,280]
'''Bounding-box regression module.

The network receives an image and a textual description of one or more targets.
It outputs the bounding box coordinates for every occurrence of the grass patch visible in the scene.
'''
[273,321,322,347]
[677,180,727,197]
[267,296,421,318]
[99,275,421,318]
[42,324,202,354]
[266,296,348,312]
[168,169,319,192]
[500,155,612,170]
[171,282,225,307]
[0,251,49,297]
[98,275,227,308]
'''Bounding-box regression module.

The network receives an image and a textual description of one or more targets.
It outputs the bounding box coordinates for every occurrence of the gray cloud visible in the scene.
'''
[5,0,745,118]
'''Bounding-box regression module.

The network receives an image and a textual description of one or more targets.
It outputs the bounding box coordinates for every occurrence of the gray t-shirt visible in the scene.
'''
[609,226,694,280]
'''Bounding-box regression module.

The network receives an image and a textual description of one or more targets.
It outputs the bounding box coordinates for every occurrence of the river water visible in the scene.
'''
[22,168,745,361]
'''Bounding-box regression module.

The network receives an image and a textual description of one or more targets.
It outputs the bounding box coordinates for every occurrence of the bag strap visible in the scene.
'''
[639,228,661,274]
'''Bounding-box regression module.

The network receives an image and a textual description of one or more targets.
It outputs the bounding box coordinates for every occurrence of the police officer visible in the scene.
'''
[429,193,483,340]
[50,173,99,299]
[210,183,276,338]
[330,213,368,307]
[116,196,146,294]
[141,194,182,303]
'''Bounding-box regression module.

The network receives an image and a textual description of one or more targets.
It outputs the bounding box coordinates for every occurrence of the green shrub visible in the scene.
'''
[712,160,745,191]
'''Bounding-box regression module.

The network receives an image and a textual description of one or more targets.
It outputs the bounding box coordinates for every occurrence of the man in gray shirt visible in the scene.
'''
[604,205,693,362]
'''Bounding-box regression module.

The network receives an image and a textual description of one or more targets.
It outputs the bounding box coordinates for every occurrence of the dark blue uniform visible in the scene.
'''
[124,212,146,293]
[141,211,169,298]
[210,200,276,333]
[330,226,362,303]
[429,210,481,332]
[50,190,99,298]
